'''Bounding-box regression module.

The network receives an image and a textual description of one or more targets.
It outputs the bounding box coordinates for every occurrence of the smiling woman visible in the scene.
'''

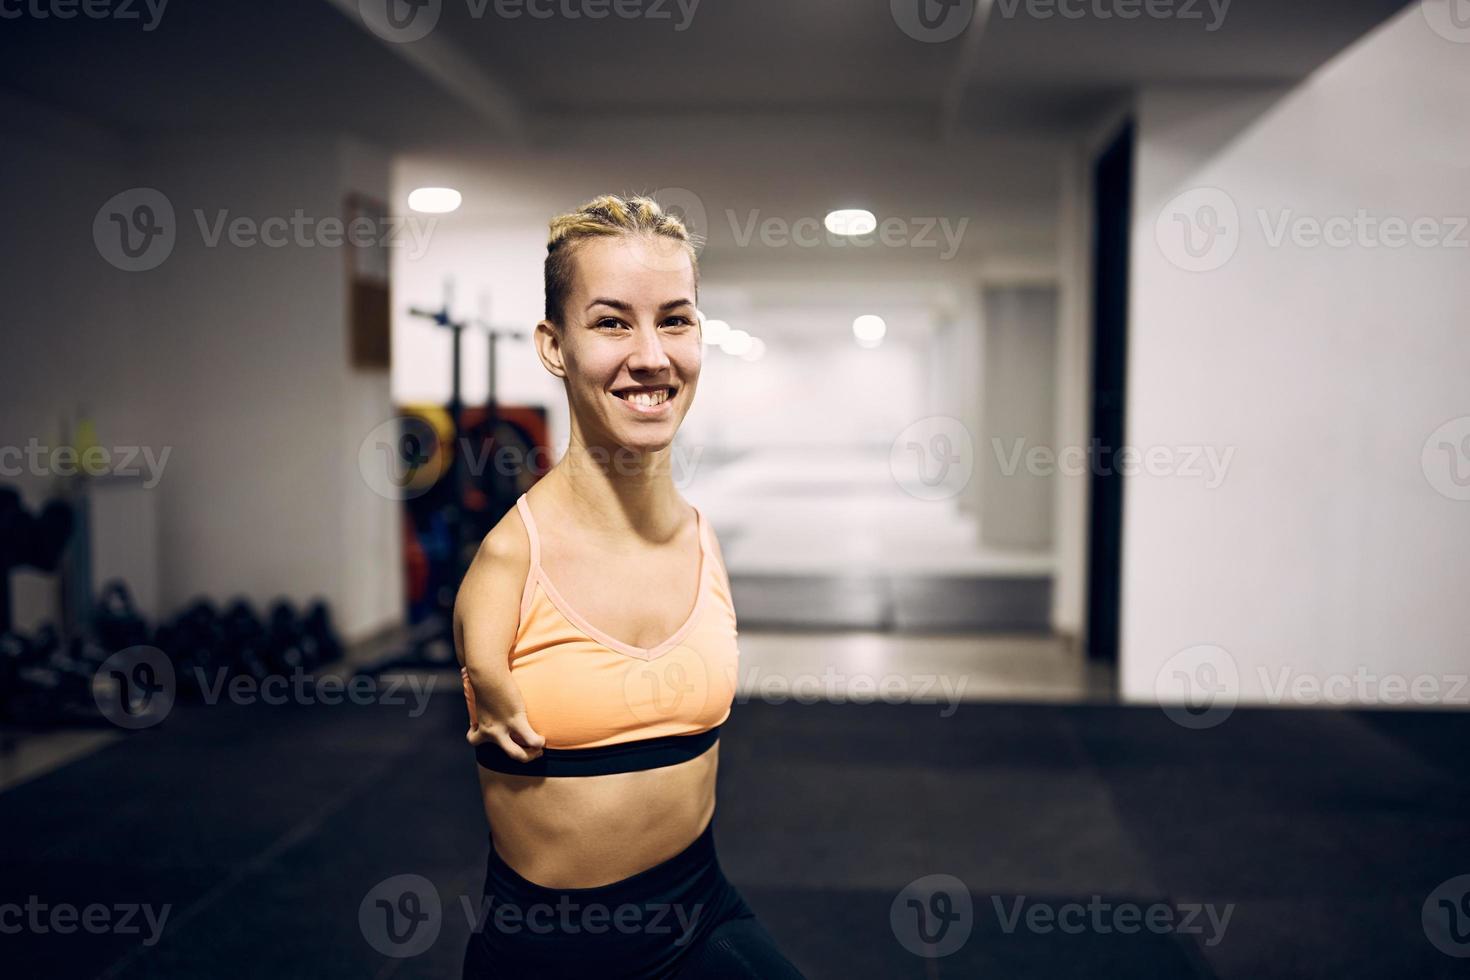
[454,195,805,979]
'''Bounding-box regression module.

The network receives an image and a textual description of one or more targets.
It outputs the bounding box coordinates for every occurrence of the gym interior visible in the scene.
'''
[2,1,1468,977]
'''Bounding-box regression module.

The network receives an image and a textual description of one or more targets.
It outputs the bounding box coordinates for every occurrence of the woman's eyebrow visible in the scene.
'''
[585,297,694,312]
[586,297,631,312]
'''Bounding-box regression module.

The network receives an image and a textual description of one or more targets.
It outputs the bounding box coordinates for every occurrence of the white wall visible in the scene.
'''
[1,95,401,641]
[979,285,1058,550]
[1121,6,1470,706]
[0,94,144,630]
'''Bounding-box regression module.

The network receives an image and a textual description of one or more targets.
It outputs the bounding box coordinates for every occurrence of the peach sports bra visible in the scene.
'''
[462,492,739,777]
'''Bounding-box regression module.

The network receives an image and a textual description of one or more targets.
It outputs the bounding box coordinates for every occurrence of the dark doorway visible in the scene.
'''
[1086,120,1134,665]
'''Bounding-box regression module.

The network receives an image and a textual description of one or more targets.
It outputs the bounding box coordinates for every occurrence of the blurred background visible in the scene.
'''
[1,1,1468,977]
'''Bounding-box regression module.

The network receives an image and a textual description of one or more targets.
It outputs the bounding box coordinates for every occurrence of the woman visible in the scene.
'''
[455,195,805,979]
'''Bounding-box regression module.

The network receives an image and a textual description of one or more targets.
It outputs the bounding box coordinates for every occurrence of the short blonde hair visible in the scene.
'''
[544,194,701,325]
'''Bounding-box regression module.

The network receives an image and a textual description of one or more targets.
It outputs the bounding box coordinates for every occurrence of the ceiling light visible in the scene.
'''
[825,209,876,236]
[853,314,887,345]
[720,329,753,357]
[702,318,731,346]
[408,187,462,214]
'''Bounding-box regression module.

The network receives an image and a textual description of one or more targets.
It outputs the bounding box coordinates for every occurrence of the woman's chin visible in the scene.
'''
[598,421,673,454]
[617,433,675,456]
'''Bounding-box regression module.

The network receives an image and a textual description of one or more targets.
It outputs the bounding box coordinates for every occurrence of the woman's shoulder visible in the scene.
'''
[478,498,534,565]
[458,501,534,610]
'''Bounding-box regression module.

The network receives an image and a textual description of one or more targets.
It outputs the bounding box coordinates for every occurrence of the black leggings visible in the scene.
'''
[462,817,804,979]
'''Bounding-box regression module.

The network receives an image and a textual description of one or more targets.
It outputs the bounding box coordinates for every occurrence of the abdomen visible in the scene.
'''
[477,742,719,888]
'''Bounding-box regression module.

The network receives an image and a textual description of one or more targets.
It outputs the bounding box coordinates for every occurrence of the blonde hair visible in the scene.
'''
[544,194,701,325]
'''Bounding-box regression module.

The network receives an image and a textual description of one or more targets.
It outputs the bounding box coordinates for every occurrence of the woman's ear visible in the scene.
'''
[533,319,567,379]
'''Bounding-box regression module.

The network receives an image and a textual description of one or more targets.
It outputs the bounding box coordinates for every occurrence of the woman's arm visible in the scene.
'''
[453,511,546,762]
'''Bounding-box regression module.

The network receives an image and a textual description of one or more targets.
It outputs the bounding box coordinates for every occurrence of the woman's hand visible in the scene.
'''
[461,664,546,762]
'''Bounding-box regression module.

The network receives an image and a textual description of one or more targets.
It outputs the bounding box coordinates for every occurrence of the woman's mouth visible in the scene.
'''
[611,385,676,416]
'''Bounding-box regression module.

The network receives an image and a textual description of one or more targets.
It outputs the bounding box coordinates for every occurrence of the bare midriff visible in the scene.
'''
[478,741,719,889]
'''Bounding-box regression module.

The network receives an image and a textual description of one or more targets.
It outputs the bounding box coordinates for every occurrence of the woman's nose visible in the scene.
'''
[627,323,672,371]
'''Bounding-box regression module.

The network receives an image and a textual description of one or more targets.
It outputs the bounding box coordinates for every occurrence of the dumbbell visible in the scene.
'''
[94,580,152,652]
[264,599,308,675]
[222,599,272,681]
[304,601,343,665]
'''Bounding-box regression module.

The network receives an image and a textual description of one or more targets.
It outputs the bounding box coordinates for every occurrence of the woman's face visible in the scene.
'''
[540,234,701,457]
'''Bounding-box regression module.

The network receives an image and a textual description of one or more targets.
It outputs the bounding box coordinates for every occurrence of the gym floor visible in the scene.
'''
[1,637,1465,979]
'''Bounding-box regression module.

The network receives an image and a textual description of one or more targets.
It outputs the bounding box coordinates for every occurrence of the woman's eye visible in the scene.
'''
[663,316,693,328]
[596,318,625,330]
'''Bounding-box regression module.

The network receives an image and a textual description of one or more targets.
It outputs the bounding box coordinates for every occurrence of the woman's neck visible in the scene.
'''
[550,435,684,542]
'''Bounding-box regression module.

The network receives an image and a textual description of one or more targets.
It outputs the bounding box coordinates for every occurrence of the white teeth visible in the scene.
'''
[624,389,669,407]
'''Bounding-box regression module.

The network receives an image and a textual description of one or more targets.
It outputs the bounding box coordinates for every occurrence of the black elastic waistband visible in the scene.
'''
[475,726,721,777]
